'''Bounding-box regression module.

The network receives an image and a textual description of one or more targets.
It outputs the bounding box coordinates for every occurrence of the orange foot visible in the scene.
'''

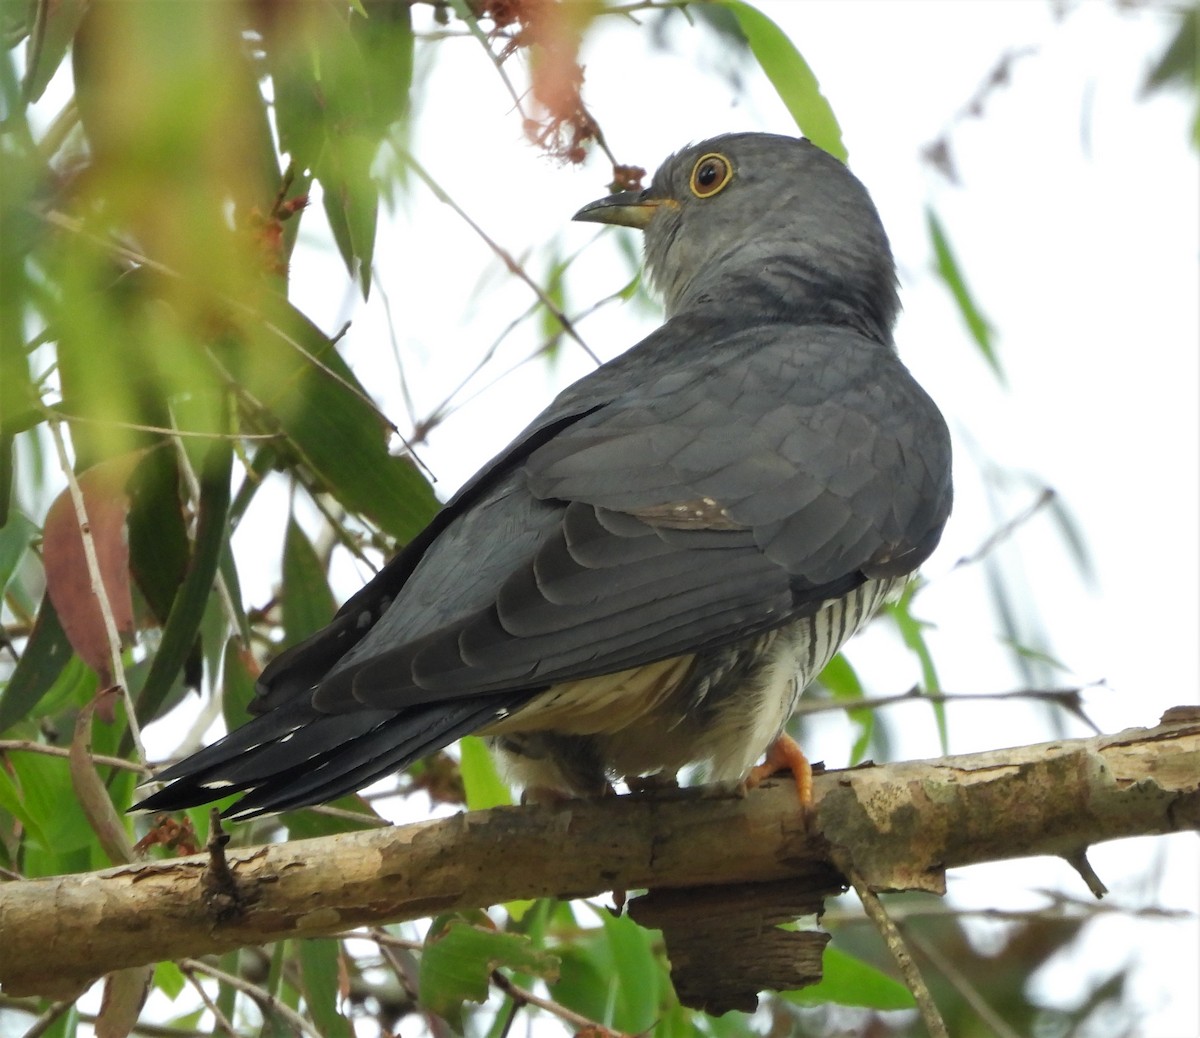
[745,732,813,806]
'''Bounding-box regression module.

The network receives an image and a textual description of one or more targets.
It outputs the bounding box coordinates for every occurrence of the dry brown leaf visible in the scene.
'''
[96,966,153,1038]
[70,687,135,866]
[43,453,143,685]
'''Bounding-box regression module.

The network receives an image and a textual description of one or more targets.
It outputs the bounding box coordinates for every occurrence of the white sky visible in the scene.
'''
[273,3,1199,1033]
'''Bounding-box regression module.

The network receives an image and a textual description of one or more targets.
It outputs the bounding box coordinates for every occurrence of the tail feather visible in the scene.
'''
[134,693,529,819]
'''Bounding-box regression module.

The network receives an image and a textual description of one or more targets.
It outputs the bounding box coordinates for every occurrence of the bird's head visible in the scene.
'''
[574,132,899,341]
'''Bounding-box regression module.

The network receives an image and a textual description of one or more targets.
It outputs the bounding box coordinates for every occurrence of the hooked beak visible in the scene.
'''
[572,190,673,230]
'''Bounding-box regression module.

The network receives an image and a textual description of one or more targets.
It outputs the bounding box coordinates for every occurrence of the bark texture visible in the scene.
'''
[0,712,1196,999]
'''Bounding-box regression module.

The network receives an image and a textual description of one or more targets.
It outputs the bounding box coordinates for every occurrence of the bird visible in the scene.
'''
[138,132,953,820]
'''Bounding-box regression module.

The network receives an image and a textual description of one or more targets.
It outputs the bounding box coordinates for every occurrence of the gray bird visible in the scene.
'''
[139,132,952,819]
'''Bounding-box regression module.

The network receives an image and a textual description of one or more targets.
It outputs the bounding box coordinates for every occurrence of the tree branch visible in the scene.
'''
[1,712,1196,999]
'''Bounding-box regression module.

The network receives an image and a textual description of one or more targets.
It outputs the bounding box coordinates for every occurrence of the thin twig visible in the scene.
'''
[180,959,323,1038]
[952,487,1055,571]
[46,415,146,762]
[490,970,622,1035]
[0,740,151,774]
[904,927,1024,1038]
[834,852,949,1038]
[17,999,72,1038]
[0,996,214,1038]
[178,963,240,1038]
[444,0,529,117]
[397,148,601,365]
[797,684,1100,732]
[44,408,278,441]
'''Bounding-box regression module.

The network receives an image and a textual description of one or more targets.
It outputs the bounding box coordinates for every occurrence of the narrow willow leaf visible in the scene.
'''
[0,594,73,733]
[131,441,231,736]
[818,653,873,765]
[282,518,337,649]
[927,207,1003,381]
[297,940,352,1038]
[721,1,846,160]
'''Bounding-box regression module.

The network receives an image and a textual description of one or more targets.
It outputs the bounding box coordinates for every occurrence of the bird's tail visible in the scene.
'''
[133,694,527,820]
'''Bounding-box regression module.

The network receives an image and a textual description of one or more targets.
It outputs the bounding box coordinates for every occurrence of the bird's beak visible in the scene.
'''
[572,190,672,230]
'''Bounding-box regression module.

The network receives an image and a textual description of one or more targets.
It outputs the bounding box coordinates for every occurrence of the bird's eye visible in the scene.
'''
[689,153,733,199]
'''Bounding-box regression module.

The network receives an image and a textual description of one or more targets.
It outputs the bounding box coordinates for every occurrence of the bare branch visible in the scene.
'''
[0,713,1196,999]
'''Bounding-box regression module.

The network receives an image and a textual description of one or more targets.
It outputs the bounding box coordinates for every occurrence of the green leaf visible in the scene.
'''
[126,449,190,628]
[720,1,845,161]
[297,940,352,1038]
[21,0,88,102]
[0,510,37,599]
[266,3,394,296]
[7,751,97,861]
[220,636,258,735]
[282,518,337,648]
[927,208,1003,380]
[419,917,559,1030]
[130,440,232,737]
[459,736,512,810]
[886,585,947,752]
[780,944,915,1010]
[0,594,74,734]
[243,300,438,542]
[281,793,384,839]
[0,762,49,849]
[153,961,186,1001]
[551,908,673,1033]
[818,653,873,765]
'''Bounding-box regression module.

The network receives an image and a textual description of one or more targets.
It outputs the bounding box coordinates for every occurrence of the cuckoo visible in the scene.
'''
[139,133,953,819]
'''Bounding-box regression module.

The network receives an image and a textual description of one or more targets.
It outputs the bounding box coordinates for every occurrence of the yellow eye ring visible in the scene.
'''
[689,153,733,199]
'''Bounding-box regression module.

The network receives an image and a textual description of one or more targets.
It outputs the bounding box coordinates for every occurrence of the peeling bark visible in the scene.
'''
[0,713,1196,999]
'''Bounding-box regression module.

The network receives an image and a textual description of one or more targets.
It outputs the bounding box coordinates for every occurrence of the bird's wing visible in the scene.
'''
[304,321,951,713]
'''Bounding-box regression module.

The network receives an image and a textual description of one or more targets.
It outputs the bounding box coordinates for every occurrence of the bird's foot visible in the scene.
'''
[745,732,814,806]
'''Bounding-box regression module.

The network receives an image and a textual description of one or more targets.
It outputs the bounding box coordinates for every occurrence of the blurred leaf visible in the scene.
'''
[7,751,97,861]
[0,761,49,848]
[69,690,134,865]
[1043,489,1096,587]
[1143,4,1199,149]
[42,454,140,684]
[152,961,186,1002]
[720,1,845,161]
[420,917,559,1030]
[282,518,337,649]
[22,0,87,102]
[927,207,1002,380]
[0,594,74,734]
[886,584,947,751]
[132,441,231,734]
[264,3,402,296]
[220,636,258,736]
[551,908,673,1033]
[297,940,352,1038]
[95,966,152,1038]
[244,300,437,541]
[780,944,915,1010]
[459,735,512,810]
[818,653,873,765]
[0,510,37,596]
[126,449,190,628]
